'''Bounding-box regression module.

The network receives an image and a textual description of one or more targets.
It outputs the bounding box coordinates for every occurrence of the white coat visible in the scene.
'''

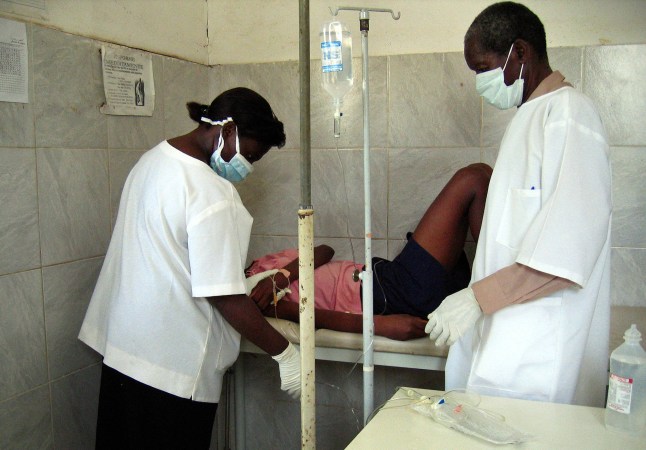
[446,86,612,407]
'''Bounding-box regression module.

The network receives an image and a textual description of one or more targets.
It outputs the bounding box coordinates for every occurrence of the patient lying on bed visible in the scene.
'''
[246,163,492,341]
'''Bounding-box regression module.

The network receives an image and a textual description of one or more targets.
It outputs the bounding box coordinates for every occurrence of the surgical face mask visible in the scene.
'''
[475,44,524,110]
[209,128,254,182]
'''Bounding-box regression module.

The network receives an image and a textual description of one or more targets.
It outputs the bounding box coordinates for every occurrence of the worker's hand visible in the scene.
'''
[374,314,428,341]
[271,342,301,399]
[425,287,482,347]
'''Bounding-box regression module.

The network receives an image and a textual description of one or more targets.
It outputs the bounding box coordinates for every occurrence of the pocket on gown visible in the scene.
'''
[495,188,541,250]
[468,295,562,401]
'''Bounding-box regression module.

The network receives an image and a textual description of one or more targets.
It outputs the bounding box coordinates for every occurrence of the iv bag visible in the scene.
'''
[320,20,353,101]
[320,20,353,137]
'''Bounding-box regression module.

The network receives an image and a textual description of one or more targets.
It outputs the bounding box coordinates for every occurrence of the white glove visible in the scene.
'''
[272,342,301,399]
[425,287,482,347]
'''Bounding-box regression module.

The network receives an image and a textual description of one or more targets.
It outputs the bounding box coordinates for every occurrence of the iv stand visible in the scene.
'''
[330,5,400,427]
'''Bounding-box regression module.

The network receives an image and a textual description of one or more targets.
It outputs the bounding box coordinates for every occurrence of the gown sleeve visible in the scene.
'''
[516,91,611,287]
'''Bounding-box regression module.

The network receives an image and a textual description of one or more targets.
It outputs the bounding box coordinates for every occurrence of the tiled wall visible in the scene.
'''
[1,22,644,449]
[0,24,210,448]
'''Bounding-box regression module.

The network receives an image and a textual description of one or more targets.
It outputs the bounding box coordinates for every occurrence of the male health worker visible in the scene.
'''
[425,2,612,407]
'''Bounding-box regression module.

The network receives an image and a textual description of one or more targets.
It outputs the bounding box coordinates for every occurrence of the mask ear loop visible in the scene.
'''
[502,44,515,72]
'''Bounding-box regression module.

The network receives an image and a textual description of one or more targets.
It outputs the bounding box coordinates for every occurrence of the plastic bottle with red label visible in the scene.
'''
[605,324,646,434]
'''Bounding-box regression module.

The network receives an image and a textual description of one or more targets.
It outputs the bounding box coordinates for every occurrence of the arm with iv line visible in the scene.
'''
[426,263,574,346]
[248,244,335,311]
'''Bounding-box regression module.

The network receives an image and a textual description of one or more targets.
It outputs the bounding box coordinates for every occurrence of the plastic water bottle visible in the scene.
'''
[320,20,353,138]
[605,324,646,434]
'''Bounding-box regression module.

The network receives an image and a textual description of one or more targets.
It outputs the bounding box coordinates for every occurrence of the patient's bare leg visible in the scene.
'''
[411,163,492,271]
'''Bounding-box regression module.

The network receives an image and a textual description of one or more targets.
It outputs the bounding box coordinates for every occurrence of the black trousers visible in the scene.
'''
[96,363,218,449]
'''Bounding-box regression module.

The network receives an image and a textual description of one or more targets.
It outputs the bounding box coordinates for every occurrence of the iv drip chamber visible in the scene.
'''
[320,20,353,137]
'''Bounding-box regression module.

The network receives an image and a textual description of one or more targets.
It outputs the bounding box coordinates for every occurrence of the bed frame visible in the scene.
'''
[233,317,448,449]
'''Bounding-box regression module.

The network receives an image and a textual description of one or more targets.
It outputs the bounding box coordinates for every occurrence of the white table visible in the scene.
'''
[346,388,645,449]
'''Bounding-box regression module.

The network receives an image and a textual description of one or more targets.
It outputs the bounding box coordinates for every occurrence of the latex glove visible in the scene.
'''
[271,342,301,399]
[425,287,482,347]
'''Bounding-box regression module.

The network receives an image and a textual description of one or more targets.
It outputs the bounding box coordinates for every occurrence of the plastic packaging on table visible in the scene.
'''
[406,389,533,445]
[605,324,646,434]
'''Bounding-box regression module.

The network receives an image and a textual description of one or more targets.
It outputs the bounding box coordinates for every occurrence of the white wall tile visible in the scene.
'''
[43,258,103,379]
[51,365,101,449]
[611,146,646,247]
[388,147,480,239]
[389,52,480,148]
[161,56,210,139]
[311,148,387,239]
[612,248,646,307]
[0,386,52,449]
[109,149,146,227]
[37,148,111,265]
[0,270,47,401]
[32,27,107,149]
[236,148,301,236]
[0,148,40,275]
[584,45,646,146]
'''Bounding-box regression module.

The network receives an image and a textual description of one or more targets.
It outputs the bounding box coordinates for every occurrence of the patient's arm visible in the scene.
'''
[279,244,335,283]
[374,314,428,341]
[263,301,428,341]
[250,244,335,310]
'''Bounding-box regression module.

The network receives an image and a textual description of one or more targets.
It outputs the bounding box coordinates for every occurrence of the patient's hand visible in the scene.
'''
[374,314,428,341]
[249,277,276,311]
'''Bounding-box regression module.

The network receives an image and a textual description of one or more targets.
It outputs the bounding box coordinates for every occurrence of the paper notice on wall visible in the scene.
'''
[2,0,46,9]
[100,45,155,116]
[0,18,28,103]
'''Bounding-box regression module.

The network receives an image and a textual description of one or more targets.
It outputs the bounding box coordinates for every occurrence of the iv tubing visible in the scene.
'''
[299,1,316,448]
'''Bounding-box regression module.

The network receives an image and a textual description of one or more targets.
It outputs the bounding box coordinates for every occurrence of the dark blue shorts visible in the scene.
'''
[371,233,470,317]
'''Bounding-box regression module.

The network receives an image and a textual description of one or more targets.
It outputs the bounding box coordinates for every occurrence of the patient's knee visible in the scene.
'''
[453,163,492,193]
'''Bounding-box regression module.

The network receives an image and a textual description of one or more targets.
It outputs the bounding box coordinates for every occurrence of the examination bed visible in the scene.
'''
[239,305,646,369]
[240,317,448,370]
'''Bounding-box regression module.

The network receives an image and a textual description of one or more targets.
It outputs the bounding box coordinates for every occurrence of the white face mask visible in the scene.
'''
[475,44,524,110]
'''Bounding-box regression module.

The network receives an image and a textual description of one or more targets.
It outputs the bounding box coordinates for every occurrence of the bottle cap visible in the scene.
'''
[624,324,642,342]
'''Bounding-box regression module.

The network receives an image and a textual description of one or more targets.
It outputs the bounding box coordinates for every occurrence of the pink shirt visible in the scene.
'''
[246,249,362,314]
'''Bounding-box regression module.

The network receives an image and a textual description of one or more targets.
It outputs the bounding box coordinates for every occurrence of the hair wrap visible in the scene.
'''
[200,116,234,126]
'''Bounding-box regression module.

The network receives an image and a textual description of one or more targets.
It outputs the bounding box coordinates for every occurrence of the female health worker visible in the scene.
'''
[425,2,612,407]
[79,87,300,448]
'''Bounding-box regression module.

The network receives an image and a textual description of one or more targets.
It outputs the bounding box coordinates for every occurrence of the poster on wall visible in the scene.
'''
[0,17,28,103]
[100,44,155,116]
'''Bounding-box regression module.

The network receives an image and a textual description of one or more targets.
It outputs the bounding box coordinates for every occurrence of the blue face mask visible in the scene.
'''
[209,127,254,183]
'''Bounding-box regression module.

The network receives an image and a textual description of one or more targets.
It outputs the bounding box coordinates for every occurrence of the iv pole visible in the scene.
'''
[299,1,316,449]
[329,5,400,426]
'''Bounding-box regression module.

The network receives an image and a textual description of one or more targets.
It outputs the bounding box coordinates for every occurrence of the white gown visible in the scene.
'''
[446,86,612,407]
